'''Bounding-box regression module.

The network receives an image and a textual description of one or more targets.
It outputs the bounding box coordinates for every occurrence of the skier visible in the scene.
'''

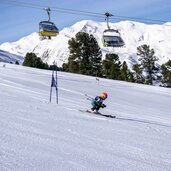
[91,92,108,113]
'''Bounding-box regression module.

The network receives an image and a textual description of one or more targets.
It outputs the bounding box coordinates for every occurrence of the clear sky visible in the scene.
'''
[0,0,171,44]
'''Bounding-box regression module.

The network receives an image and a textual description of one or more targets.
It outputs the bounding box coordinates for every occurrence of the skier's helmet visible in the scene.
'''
[101,92,108,100]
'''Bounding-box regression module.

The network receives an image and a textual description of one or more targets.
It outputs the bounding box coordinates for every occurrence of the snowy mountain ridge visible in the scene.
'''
[0,49,23,64]
[0,20,171,67]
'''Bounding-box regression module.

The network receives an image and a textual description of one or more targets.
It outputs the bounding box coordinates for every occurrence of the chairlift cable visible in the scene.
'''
[1,0,170,25]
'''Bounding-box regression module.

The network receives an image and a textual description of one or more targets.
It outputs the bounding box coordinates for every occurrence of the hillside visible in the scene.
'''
[0,63,171,171]
[0,20,171,67]
[0,49,23,64]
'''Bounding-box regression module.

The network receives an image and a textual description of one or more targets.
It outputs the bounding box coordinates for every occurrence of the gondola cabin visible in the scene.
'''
[102,29,124,47]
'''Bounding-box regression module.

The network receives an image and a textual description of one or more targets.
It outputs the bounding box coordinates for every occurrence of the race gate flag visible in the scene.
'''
[51,74,57,87]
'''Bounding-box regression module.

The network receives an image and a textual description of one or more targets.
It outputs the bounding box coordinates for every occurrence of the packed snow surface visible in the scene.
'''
[0,63,171,171]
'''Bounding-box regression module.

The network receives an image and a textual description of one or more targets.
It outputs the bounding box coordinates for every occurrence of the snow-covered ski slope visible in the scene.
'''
[0,63,171,171]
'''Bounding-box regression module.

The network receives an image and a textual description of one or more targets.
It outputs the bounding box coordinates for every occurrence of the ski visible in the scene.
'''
[79,109,116,118]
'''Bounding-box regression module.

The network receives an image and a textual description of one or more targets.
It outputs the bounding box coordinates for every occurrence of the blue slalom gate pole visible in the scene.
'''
[49,63,58,104]
[55,62,58,104]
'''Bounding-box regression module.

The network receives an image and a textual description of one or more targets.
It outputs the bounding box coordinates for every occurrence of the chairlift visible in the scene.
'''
[103,29,124,47]
[102,12,124,47]
[39,8,59,39]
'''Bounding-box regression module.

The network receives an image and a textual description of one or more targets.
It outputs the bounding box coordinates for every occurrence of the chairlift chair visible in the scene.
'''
[103,29,124,47]
[39,21,59,37]
[39,7,59,39]
[102,12,124,47]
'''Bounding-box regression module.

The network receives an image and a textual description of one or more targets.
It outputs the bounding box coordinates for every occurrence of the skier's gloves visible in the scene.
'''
[101,104,106,108]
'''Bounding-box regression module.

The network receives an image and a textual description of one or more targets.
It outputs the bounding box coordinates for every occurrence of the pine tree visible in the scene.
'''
[89,35,102,76]
[102,53,121,79]
[23,52,37,67]
[161,60,171,87]
[127,71,135,82]
[15,60,19,65]
[132,64,145,83]
[137,44,158,85]
[65,32,102,76]
[62,63,69,72]
[119,61,131,81]
[23,52,49,69]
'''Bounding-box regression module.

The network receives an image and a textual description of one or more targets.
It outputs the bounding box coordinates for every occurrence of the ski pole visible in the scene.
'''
[85,94,94,100]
